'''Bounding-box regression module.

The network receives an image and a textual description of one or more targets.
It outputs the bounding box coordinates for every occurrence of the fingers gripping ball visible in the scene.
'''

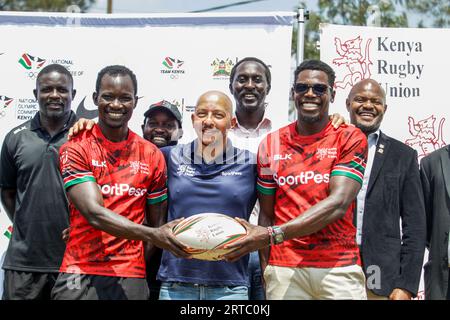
[172,213,247,261]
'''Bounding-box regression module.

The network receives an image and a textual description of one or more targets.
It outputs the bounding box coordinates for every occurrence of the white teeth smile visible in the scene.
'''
[107,112,124,119]
[302,103,319,108]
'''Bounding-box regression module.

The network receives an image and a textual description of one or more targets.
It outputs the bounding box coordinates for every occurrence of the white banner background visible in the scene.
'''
[0,11,294,297]
[320,23,450,300]
[320,23,450,159]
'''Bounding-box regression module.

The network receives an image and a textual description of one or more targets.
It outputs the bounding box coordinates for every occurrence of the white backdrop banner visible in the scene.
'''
[320,23,450,161]
[0,11,295,297]
[320,23,450,300]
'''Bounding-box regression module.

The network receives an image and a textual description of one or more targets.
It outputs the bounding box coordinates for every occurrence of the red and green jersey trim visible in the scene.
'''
[256,178,277,195]
[331,159,365,185]
[63,172,96,189]
[147,188,168,204]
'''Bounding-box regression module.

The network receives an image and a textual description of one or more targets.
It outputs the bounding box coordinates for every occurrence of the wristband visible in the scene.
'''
[271,225,285,245]
[267,226,274,246]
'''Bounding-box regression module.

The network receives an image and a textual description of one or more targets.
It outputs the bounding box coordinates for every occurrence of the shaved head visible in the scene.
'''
[196,90,233,116]
[348,79,386,103]
[346,79,387,135]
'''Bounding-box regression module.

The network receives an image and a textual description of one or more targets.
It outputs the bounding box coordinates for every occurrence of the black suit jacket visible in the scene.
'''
[420,145,450,300]
[360,132,426,297]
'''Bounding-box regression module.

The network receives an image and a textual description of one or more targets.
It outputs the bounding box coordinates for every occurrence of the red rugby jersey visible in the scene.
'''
[257,121,367,268]
[59,125,167,278]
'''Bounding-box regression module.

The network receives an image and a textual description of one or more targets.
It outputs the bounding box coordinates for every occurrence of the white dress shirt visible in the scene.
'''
[356,130,380,246]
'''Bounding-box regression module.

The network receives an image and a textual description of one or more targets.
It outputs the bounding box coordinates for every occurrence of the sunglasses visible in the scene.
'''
[293,83,331,96]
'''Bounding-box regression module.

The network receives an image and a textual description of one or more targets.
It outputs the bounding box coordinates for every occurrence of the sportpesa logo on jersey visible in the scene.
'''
[274,171,330,186]
[98,183,147,197]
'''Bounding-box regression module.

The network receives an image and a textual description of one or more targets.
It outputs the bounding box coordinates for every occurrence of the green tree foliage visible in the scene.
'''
[0,0,95,12]
[405,0,449,27]
[295,0,448,60]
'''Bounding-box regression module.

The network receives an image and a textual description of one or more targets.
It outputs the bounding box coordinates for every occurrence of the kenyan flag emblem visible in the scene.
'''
[163,57,175,69]
[162,57,184,70]
[18,53,46,70]
[3,226,12,239]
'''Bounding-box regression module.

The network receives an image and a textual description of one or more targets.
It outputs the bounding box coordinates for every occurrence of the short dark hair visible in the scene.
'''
[95,65,138,95]
[229,57,271,87]
[294,59,336,87]
[36,63,73,87]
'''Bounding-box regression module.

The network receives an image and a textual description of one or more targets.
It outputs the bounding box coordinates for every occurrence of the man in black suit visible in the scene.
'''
[346,79,426,300]
[420,145,450,300]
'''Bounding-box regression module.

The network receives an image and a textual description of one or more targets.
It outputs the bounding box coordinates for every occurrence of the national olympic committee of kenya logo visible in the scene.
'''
[18,52,46,79]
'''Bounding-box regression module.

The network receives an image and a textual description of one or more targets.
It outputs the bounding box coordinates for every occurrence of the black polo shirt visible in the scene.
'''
[0,111,77,273]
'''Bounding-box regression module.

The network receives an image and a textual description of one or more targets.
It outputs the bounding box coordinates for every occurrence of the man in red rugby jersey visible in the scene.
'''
[225,59,368,300]
[51,65,189,300]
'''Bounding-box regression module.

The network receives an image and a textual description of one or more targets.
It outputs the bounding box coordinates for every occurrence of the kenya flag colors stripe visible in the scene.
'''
[147,188,168,204]
[63,171,96,189]
[331,166,364,185]
[18,53,32,69]
[163,57,175,69]
[256,177,277,195]
[4,225,12,239]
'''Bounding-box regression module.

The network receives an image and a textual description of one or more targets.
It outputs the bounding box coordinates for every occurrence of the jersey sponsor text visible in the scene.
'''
[274,171,330,186]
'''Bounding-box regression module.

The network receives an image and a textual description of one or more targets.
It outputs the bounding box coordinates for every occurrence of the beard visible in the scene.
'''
[40,105,70,121]
[299,113,321,124]
[354,116,383,135]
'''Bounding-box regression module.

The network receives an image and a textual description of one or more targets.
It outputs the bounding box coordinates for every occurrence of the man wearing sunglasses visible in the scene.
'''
[224,59,368,300]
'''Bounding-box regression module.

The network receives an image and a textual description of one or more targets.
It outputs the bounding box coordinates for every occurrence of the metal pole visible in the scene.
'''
[296,8,306,66]
[107,0,113,14]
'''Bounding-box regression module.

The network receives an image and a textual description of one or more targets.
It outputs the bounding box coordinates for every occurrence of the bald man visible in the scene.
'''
[156,91,257,300]
[346,79,426,300]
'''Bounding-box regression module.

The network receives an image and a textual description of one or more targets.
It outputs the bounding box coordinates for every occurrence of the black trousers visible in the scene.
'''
[3,270,58,300]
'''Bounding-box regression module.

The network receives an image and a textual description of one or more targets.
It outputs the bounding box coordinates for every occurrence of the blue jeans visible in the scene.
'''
[248,251,265,300]
[159,282,248,300]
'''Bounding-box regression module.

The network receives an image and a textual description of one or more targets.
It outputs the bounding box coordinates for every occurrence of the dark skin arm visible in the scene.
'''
[67,180,190,258]
[224,175,361,262]
[257,191,275,291]
[0,188,16,222]
[257,192,275,274]
[144,198,169,262]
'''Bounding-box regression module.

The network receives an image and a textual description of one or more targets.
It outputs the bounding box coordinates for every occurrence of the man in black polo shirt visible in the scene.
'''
[0,64,77,300]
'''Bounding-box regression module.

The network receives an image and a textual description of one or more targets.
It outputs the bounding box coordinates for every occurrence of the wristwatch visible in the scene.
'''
[271,226,285,245]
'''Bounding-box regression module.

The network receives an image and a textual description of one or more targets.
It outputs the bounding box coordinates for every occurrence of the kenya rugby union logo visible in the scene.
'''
[332,36,373,90]
[405,115,446,160]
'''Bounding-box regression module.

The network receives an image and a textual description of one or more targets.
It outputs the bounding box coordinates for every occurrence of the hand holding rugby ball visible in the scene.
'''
[172,213,247,261]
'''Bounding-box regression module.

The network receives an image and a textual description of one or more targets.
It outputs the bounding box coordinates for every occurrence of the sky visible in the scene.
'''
[87,0,426,27]
[88,0,314,14]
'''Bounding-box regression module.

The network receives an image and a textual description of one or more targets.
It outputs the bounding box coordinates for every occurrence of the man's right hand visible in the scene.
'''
[62,227,70,243]
[149,219,192,259]
[68,118,96,140]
